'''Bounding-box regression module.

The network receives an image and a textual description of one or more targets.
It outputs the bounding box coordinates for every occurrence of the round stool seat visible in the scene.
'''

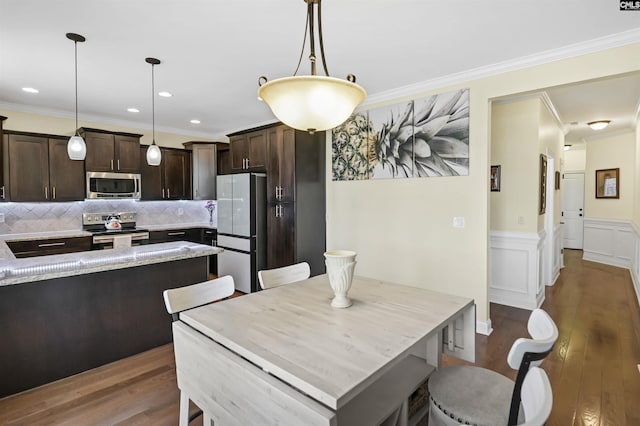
[428,365,514,425]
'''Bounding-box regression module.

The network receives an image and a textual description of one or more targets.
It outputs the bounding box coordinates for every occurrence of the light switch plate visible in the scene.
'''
[452,217,465,228]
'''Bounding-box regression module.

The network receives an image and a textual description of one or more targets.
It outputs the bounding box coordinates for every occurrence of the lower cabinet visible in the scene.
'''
[7,236,92,258]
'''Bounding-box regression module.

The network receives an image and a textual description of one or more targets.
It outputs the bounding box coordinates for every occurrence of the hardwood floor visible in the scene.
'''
[1,249,639,425]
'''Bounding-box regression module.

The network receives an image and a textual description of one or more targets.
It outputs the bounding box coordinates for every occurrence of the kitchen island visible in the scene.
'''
[0,241,222,398]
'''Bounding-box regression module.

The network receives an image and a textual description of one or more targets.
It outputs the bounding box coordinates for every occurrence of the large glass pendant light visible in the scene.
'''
[258,0,366,134]
[145,57,162,166]
[66,33,87,160]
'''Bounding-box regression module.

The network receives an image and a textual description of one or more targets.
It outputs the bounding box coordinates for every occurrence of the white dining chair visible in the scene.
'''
[258,262,310,289]
[163,275,235,426]
[428,308,558,426]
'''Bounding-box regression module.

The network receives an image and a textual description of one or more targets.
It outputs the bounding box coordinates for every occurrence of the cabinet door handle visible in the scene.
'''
[212,239,217,246]
[162,188,165,199]
[167,188,171,198]
[110,159,114,171]
[52,187,56,200]
[117,159,120,171]
[38,242,65,248]
[168,231,186,236]
[44,187,48,199]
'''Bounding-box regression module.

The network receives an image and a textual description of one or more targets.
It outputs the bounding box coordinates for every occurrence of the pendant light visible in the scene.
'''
[66,33,86,160]
[257,0,366,134]
[145,57,162,166]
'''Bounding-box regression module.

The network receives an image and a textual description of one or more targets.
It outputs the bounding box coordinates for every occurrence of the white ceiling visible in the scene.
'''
[1,0,639,141]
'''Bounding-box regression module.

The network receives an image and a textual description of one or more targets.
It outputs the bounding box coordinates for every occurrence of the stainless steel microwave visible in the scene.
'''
[86,172,141,199]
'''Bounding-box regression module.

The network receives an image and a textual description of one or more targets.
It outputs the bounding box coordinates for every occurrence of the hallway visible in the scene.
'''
[445,249,640,425]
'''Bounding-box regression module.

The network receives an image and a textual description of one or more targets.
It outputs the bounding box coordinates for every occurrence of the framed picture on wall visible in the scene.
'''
[490,165,501,192]
[595,168,619,199]
[539,154,547,214]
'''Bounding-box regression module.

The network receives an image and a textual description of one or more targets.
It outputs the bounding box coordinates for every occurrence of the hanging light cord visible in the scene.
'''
[74,40,79,136]
[151,62,156,144]
[293,0,329,77]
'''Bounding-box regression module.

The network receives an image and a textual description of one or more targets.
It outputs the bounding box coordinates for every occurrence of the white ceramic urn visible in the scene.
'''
[324,250,357,308]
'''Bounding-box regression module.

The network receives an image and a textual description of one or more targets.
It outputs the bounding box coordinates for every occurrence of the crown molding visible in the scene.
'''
[361,29,640,107]
[0,101,227,140]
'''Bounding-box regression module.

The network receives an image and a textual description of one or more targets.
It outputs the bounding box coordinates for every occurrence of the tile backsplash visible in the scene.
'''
[0,200,217,235]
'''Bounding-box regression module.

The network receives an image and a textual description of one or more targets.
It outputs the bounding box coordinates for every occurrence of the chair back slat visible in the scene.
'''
[258,262,311,289]
[520,367,553,426]
[163,275,235,316]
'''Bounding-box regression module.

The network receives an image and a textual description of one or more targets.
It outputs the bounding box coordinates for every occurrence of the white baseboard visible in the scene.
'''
[476,319,492,336]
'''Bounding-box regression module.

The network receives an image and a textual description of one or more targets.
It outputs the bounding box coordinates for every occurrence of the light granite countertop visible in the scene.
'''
[0,241,222,287]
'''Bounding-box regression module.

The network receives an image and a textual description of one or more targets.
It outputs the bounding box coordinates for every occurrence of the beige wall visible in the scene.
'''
[635,122,640,225]
[326,42,640,325]
[0,109,220,149]
[490,99,539,232]
[537,101,565,229]
[584,132,635,220]
[563,147,586,171]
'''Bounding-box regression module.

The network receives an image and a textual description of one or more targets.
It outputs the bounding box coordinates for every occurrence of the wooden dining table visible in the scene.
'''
[173,274,476,426]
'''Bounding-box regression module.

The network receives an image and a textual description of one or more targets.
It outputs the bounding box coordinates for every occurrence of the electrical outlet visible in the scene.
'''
[177,208,184,216]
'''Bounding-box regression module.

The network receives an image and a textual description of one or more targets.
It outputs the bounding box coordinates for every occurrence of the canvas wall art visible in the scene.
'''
[331,89,470,181]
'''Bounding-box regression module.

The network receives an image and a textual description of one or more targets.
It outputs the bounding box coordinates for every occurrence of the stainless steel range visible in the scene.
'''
[82,212,149,249]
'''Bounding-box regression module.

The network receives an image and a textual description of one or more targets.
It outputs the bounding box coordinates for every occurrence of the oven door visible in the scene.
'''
[86,172,141,199]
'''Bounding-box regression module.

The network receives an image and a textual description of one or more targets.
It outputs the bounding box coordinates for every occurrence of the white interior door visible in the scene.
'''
[562,172,585,249]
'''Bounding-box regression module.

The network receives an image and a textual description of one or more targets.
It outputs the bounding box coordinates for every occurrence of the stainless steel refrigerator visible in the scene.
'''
[216,173,266,293]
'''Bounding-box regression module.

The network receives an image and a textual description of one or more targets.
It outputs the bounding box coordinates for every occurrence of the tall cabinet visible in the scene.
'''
[265,125,326,276]
[140,146,191,200]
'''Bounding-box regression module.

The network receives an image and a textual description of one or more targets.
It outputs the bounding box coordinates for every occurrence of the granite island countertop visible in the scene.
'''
[0,241,222,287]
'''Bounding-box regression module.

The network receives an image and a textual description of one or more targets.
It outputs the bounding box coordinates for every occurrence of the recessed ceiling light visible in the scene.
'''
[190,119,201,124]
[587,120,610,130]
[127,108,140,113]
[158,91,172,97]
[22,87,39,93]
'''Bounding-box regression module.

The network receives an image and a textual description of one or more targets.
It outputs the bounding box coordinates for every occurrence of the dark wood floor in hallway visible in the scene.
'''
[444,249,640,425]
[1,249,639,425]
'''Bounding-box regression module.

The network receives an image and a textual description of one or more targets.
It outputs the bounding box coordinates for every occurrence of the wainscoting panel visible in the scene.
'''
[489,231,545,310]
[553,224,563,282]
[583,218,634,268]
[631,223,640,306]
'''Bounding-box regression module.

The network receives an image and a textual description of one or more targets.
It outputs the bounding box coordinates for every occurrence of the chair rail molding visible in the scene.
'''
[489,230,547,310]
[583,218,634,269]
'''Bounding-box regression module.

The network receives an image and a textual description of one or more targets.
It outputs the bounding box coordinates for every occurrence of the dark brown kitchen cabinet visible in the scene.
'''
[217,143,231,175]
[183,141,222,200]
[140,146,191,200]
[149,228,202,244]
[81,128,141,173]
[7,236,91,258]
[265,125,326,276]
[228,129,266,171]
[1,132,84,202]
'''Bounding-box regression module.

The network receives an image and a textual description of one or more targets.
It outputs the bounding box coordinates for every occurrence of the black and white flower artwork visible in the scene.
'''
[331,89,470,181]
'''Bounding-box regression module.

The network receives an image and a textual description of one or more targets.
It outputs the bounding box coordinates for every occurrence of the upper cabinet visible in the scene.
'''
[2,132,85,202]
[228,129,266,172]
[183,141,225,200]
[80,128,141,173]
[140,146,191,200]
[217,143,231,175]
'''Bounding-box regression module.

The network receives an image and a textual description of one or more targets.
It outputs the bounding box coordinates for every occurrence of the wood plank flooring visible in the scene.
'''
[1,250,639,425]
